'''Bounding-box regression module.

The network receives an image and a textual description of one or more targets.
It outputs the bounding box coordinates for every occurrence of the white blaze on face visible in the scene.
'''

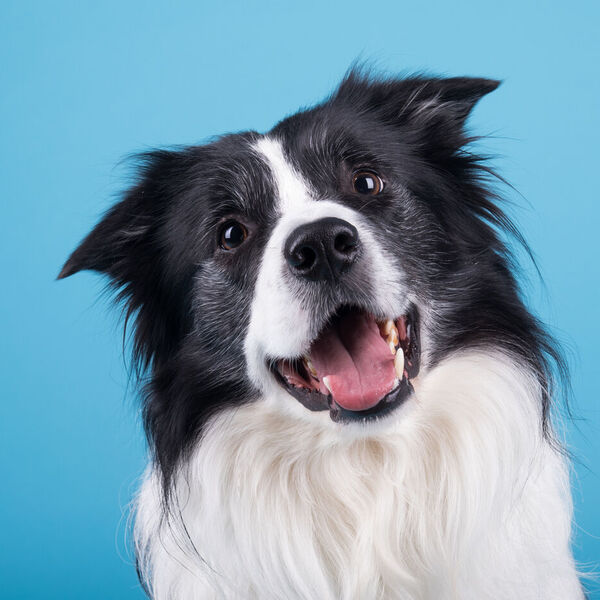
[244,136,407,391]
[254,137,313,212]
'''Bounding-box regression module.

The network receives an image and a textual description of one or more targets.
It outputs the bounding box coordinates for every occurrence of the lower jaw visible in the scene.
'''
[273,368,415,423]
[329,376,414,423]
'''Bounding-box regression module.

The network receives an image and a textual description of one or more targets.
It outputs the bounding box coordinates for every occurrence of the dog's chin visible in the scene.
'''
[269,304,420,423]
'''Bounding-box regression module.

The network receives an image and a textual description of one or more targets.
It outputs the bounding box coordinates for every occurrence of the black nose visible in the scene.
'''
[284,217,361,282]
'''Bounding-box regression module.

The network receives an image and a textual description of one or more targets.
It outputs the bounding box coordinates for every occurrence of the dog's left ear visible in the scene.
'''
[335,71,500,148]
[403,76,500,126]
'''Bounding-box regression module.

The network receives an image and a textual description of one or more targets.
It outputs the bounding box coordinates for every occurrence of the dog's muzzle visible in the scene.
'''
[266,218,420,423]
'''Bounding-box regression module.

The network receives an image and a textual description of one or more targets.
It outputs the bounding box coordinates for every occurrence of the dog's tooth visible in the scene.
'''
[304,356,318,378]
[394,350,405,379]
[383,321,399,346]
[381,319,399,353]
[323,376,333,395]
[382,319,394,336]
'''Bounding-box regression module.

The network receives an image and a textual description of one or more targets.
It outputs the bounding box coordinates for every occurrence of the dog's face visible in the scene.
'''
[60,72,551,481]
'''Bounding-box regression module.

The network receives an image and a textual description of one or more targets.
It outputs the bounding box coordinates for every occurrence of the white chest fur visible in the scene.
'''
[134,352,582,599]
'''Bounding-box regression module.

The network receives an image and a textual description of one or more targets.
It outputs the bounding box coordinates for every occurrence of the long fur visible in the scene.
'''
[60,68,584,598]
[134,352,580,599]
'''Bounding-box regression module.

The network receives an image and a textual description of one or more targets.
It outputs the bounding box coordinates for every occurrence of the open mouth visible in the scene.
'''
[270,305,420,422]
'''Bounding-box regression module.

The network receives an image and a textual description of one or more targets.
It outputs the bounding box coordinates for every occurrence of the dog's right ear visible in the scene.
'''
[58,150,179,282]
[58,149,197,369]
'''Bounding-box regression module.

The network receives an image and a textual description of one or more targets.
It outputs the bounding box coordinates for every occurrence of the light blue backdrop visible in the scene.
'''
[1,1,598,598]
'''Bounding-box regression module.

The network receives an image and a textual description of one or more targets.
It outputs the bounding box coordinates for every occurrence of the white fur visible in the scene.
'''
[135,351,582,599]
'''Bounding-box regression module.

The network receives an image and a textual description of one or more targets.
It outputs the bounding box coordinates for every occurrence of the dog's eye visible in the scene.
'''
[219,220,248,250]
[352,171,384,195]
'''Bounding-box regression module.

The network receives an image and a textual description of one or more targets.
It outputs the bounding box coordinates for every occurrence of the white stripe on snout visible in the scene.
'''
[245,136,409,401]
[254,137,313,212]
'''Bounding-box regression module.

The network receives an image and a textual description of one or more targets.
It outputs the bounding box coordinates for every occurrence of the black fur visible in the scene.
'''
[59,68,565,494]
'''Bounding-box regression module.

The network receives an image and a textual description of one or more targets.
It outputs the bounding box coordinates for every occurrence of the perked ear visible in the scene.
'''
[58,150,178,281]
[58,193,151,281]
[334,69,500,144]
[401,76,500,124]
[58,150,194,370]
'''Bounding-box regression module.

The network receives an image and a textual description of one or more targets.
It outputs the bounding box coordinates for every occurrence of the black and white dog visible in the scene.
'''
[60,71,583,599]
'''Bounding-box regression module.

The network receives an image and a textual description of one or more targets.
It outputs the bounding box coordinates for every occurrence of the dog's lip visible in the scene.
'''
[329,376,414,423]
[268,305,420,422]
[272,367,415,422]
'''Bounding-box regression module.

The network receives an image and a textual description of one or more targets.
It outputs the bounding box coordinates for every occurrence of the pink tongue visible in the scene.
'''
[309,312,396,411]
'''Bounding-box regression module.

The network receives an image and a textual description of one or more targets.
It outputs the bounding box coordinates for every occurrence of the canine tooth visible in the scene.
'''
[394,350,405,379]
[389,341,397,355]
[323,376,333,395]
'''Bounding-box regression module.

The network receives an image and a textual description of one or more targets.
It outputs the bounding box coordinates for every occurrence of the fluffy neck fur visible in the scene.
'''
[134,351,582,599]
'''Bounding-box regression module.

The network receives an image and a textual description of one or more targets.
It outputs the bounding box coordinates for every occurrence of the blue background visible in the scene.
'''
[1,1,598,597]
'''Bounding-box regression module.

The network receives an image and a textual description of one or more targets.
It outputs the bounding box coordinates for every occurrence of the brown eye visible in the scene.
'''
[219,220,248,250]
[352,171,384,195]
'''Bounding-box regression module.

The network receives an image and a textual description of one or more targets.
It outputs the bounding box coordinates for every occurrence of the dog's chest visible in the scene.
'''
[135,363,581,600]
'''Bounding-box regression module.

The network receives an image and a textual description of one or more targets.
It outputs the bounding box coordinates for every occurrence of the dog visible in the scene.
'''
[59,70,584,599]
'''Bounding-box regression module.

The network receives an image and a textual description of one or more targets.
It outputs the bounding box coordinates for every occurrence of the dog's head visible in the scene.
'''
[60,71,556,484]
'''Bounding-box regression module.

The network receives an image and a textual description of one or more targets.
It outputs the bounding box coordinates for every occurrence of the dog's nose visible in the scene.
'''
[284,217,360,282]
